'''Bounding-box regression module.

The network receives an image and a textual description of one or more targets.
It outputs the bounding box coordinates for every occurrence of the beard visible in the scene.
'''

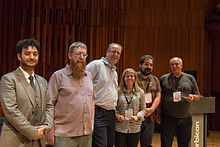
[70,60,86,79]
[20,58,38,70]
[141,68,151,76]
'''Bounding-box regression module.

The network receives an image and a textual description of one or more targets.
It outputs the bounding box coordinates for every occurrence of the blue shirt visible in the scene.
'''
[86,57,118,110]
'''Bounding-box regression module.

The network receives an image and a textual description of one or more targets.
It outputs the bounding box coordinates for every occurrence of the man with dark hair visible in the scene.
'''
[16,39,41,54]
[86,43,122,147]
[47,42,94,147]
[0,39,53,146]
[159,57,200,147]
[137,55,161,147]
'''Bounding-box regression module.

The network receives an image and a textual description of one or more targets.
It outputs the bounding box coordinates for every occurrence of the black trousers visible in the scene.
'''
[115,131,140,147]
[160,114,192,147]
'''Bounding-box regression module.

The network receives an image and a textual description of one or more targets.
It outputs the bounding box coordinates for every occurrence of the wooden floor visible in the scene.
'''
[148,131,220,147]
[1,129,219,146]
[206,131,220,147]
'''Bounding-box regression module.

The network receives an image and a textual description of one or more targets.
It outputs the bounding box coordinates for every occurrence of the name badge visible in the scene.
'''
[145,93,152,104]
[125,108,133,120]
[173,91,182,102]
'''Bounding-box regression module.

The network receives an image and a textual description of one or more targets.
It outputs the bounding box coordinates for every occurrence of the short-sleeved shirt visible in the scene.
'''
[137,72,161,121]
[86,57,118,110]
[115,89,146,133]
[160,72,200,118]
[48,65,94,137]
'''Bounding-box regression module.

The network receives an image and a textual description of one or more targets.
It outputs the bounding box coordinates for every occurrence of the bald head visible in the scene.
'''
[169,57,183,77]
[169,57,183,65]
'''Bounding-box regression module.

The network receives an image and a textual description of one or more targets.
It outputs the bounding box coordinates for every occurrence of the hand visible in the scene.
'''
[116,114,125,122]
[155,114,161,125]
[33,126,47,140]
[130,115,139,122]
[144,108,154,117]
[35,125,47,129]
[46,127,55,146]
[184,94,194,102]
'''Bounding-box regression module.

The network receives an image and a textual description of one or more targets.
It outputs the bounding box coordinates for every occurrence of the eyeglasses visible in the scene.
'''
[74,51,88,58]
[109,50,121,55]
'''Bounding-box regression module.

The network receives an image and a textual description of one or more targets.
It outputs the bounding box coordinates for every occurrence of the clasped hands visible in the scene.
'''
[116,114,139,122]
[33,125,47,140]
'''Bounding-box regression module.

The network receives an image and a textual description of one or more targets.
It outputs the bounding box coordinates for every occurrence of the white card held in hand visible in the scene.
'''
[145,93,152,104]
[173,91,182,102]
[125,108,133,120]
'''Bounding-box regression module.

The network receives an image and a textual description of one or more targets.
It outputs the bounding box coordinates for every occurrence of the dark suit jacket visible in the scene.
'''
[0,67,53,147]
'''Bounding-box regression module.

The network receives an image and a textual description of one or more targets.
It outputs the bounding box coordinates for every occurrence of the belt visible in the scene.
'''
[95,106,115,112]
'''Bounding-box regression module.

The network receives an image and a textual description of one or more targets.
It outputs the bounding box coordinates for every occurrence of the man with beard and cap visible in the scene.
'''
[159,57,200,147]
[0,39,53,147]
[46,42,94,147]
[137,55,161,147]
[86,43,122,147]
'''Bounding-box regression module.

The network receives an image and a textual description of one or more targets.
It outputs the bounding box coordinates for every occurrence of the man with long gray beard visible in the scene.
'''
[46,42,94,147]
[137,55,161,147]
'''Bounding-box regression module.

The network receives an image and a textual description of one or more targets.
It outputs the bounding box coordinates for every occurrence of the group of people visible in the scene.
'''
[0,39,200,147]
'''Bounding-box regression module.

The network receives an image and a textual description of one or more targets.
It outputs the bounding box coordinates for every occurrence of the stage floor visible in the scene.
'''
[150,131,220,147]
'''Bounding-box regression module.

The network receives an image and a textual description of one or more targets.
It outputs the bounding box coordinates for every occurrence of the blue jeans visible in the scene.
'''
[140,120,155,147]
[92,106,115,147]
[161,114,192,147]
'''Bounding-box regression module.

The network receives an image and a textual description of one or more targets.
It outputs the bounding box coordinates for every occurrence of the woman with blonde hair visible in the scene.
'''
[115,68,146,147]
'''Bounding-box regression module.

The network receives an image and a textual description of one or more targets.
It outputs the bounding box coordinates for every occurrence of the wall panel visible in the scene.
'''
[0,0,208,118]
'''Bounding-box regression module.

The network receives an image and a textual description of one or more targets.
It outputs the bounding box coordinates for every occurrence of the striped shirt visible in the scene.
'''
[115,89,146,133]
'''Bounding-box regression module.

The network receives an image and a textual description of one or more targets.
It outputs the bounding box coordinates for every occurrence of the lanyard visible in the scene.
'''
[124,91,134,106]
[146,75,151,92]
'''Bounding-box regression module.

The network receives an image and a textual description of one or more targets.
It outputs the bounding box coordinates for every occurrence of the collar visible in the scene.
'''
[101,57,117,70]
[65,64,87,77]
[19,66,35,80]
[137,71,150,80]
[171,72,183,79]
[123,88,135,94]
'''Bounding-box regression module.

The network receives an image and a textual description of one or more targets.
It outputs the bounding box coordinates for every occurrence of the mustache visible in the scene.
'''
[141,69,151,76]
[27,60,37,63]
[75,60,85,64]
[145,68,151,72]
[28,58,36,61]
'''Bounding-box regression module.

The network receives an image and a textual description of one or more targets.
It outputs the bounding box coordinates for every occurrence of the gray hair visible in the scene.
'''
[107,43,123,52]
[169,57,183,64]
[69,42,87,53]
